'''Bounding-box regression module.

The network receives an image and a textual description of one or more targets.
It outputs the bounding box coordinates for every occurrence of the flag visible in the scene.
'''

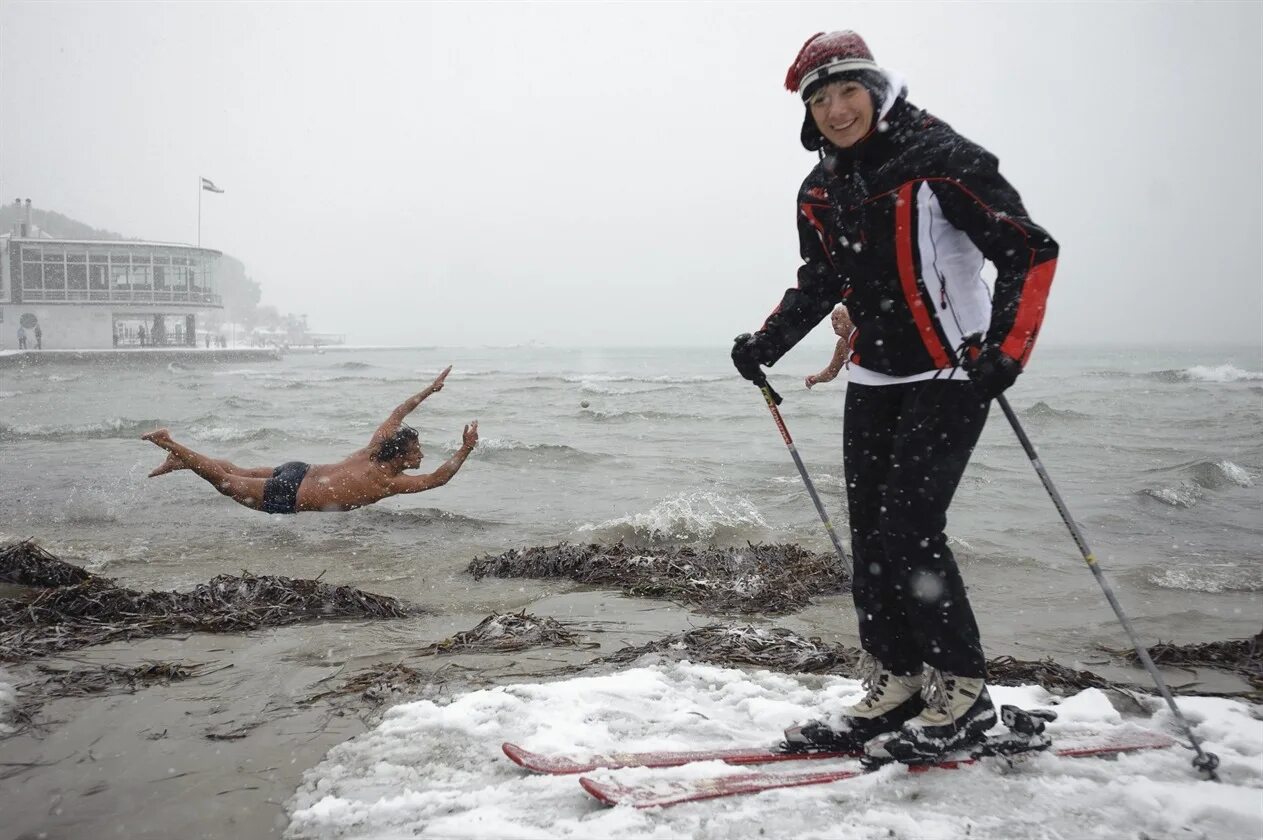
[201,177,225,193]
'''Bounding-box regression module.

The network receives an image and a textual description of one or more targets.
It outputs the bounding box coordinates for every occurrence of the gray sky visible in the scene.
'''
[2,1,1260,348]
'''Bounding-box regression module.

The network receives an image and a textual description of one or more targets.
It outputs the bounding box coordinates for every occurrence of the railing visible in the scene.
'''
[18,288,222,306]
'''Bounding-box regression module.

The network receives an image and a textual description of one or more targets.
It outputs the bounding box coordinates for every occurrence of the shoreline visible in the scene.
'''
[0,348,282,367]
[1,589,1255,839]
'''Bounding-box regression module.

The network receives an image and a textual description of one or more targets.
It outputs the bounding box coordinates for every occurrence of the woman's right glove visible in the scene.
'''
[963,344,1022,400]
[731,333,774,383]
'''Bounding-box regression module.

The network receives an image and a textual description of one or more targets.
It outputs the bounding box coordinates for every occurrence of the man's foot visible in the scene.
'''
[877,673,996,762]
[148,452,187,477]
[783,657,924,752]
[141,428,173,446]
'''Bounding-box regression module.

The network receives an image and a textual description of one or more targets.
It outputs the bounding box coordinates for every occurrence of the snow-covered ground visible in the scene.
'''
[287,661,1263,840]
[0,669,17,735]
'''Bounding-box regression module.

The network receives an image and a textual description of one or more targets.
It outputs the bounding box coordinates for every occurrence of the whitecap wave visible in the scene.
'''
[1139,483,1205,508]
[577,491,770,543]
[1148,566,1263,593]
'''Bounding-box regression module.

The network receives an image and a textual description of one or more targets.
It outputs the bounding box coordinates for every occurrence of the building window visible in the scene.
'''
[68,263,88,291]
[89,264,108,290]
[45,262,66,290]
[129,264,151,289]
[22,262,41,289]
[21,246,40,263]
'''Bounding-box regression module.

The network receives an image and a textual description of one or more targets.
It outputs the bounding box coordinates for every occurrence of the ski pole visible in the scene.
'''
[992,392,1220,780]
[753,377,851,570]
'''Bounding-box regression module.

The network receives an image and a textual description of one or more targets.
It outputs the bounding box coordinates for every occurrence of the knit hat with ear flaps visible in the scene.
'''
[786,31,888,151]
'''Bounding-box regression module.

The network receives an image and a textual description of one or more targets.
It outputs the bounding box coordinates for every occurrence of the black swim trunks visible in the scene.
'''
[261,461,310,515]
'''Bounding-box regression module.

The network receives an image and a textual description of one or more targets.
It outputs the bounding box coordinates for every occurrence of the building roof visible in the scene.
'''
[0,233,222,256]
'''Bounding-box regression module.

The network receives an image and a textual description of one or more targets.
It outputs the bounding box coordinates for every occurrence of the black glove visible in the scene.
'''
[731,332,772,383]
[963,343,1022,400]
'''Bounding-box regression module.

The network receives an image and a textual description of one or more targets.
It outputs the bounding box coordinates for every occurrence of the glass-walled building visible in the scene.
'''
[1,235,222,349]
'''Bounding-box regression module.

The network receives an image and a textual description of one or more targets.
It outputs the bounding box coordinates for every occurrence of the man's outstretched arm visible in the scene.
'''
[370,365,452,447]
[393,421,479,494]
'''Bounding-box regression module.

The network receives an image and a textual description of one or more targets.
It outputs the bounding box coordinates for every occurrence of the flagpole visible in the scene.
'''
[197,175,202,248]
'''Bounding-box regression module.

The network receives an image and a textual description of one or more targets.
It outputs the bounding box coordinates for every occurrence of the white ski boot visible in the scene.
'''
[876,671,997,762]
[784,657,925,752]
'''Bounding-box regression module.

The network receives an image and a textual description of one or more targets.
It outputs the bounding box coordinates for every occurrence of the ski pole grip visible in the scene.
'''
[758,379,783,406]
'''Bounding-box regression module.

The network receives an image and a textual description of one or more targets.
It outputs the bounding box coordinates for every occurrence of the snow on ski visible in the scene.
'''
[502,741,858,775]
[578,730,1176,809]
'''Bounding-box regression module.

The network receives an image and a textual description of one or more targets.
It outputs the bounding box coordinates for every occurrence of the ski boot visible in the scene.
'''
[874,671,998,764]
[783,659,925,753]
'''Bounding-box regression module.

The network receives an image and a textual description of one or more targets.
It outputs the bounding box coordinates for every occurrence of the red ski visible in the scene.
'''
[502,741,858,775]
[578,730,1176,808]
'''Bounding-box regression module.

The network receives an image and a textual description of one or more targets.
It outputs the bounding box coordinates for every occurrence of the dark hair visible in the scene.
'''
[373,424,419,462]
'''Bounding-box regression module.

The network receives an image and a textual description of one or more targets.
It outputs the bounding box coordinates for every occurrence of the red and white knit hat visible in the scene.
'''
[785,31,881,101]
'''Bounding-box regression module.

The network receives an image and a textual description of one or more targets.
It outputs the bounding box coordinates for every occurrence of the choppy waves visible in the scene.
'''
[468,437,608,466]
[0,417,167,441]
[1022,401,1090,421]
[1090,364,1262,383]
[1148,564,1263,593]
[576,491,771,544]
[1137,459,1255,508]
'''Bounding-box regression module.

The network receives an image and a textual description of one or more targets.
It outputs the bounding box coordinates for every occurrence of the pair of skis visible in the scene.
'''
[503,715,1175,808]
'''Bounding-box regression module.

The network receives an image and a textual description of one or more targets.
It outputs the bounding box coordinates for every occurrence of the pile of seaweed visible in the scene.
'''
[1102,630,1263,697]
[0,540,415,661]
[596,624,863,673]
[468,542,848,614]
[593,624,1167,698]
[0,540,93,588]
[418,610,596,656]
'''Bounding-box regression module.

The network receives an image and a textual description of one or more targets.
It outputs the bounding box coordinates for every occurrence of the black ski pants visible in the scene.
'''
[844,379,989,678]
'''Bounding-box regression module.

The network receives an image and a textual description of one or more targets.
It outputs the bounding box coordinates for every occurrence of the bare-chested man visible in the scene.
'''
[142,366,478,513]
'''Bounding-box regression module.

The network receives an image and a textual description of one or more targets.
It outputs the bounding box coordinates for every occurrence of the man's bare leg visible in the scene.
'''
[141,429,267,509]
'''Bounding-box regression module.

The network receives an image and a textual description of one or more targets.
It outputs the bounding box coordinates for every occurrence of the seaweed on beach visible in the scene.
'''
[595,624,863,674]
[589,624,1251,700]
[0,540,95,588]
[985,655,1125,694]
[467,542,849,614]
[0,541,416,661]
[417,611,596,656]
[1,660,214,739]
[1100,630,1263,695]
[305,662,455,709]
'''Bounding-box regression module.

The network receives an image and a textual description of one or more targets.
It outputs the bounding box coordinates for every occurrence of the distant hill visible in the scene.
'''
[1,202,263,327]
[0,203,131,242]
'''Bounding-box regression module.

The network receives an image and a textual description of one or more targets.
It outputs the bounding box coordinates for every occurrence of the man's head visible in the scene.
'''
[830,305,851,336]
[373,424,422,470]
[784,31,889,151]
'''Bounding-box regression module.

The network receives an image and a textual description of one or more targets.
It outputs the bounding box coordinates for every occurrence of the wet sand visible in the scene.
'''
[2,575,1255,839]
[0,591,706,840]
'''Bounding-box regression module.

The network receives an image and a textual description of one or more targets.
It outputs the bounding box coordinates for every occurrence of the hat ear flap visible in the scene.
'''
[800,107,825,151]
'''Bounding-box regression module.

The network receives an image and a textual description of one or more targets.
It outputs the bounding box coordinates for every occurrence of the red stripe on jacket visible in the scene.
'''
[1000,258,1057,365]
[894,183,952,368]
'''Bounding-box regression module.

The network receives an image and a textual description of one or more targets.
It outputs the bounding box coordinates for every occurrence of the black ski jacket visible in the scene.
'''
[756,96,1059,376]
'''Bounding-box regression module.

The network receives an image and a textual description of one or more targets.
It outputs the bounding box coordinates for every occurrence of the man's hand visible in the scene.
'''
[426,365,453,395]
[731,333,771,383]
[963,344,1021,400]
[805,370,838,389]
[461,420,479,451]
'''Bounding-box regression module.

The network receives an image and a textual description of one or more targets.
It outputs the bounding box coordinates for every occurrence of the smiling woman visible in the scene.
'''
[732,29,1061,762]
